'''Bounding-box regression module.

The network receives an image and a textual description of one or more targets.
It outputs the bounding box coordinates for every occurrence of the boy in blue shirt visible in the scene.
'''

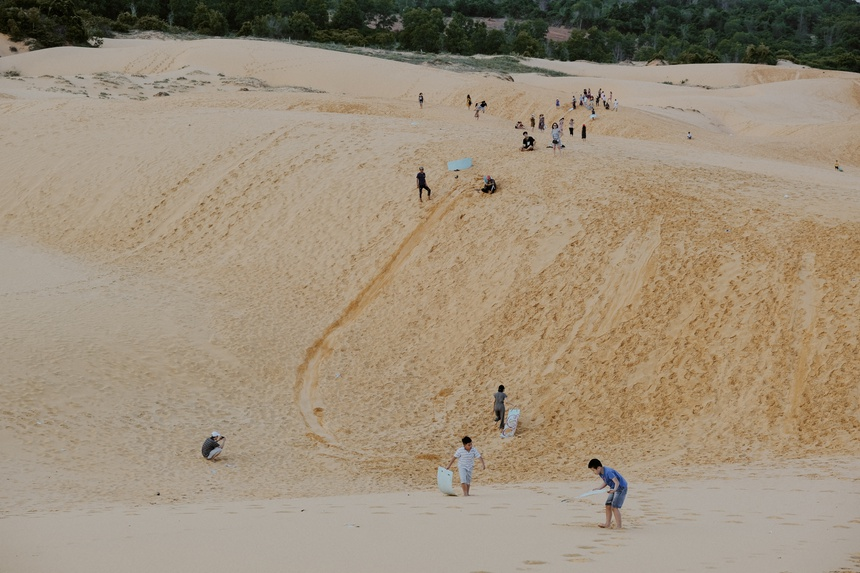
[588,458,628,529]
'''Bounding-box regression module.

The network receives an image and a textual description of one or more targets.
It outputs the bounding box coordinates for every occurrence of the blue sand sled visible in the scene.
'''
[447,158,472,171]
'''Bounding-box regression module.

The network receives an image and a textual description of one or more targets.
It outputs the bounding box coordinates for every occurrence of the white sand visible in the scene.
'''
[0,36,858,572]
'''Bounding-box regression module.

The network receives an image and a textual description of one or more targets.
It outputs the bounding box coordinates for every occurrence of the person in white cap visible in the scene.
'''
[202,431,226,460]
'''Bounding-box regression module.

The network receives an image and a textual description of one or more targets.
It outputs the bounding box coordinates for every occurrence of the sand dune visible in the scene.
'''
[0,37,858,572]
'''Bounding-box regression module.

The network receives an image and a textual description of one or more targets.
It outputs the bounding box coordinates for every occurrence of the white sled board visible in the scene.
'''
[437,466,456,496]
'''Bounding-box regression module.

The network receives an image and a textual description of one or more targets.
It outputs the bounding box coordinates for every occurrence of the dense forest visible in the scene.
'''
[1,0,859,71]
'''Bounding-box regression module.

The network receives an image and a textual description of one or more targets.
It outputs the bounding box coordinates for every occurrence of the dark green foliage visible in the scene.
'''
[330,0,363,30]
[399,7,444,52]
[135,14,166,30]
[0,0,855,72]
[193,2,227,35]
[286,10,315,39]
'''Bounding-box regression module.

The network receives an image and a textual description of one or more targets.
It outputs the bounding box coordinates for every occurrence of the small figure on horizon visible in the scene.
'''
[416,166,431,202]
[202,431,226,461]
[687,131,693,140]
[418,92,424,109]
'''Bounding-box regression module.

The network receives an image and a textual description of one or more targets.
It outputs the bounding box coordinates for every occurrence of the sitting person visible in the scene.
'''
[480,175,496,194]
[521,131,535,151]
[202,431,226,461]
[514,121,525,129]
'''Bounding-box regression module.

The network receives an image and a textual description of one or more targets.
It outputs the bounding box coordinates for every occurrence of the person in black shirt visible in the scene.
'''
[521,131,535,151]
[416,167,431,202]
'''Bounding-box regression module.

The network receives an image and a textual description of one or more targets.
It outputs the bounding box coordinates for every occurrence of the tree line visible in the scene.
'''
[1,0,858,72]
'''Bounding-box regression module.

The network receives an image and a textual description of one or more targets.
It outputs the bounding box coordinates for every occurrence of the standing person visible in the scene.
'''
[569,118,575,136]
[588,458,628,529]
[466,94,471,109]
[613,98,618,111]
[551,122,562,155]
[202,431,226,461]
[530,114,536,129]
[474,103,481,119]
[493,385,507,429]
[446,436,486,496]
[416,167,431,202]
[538,114,545,131]
[556,98,561,108]
[687,131,693,140]
[581,123,587,139]
[835,160,843,171]
[418,92,424,109]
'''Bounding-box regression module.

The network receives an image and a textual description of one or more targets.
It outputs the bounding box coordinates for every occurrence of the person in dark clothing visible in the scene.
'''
[479,175,496,194]
[493,385,507,429]
[202,431,226,461]
[581,123,587,139]
[521,131,535,151]
[416,167,431,202]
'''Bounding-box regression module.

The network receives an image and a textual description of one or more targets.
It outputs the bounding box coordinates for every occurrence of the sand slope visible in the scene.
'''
[0,37,858,532]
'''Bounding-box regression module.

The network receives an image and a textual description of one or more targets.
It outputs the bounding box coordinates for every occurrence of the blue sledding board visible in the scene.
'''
[437,466,456,495]
[447,157,472,171]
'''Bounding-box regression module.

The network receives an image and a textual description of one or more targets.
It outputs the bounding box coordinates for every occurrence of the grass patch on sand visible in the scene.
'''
[317,45,570,77]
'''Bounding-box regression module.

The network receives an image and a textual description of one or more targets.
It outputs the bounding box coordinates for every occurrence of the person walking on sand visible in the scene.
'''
[835,160,843,171]
[466,94,471,109]
[418,92,424,109]
[530,114,536,129]
[493,385,507,429]
[416,166,431,202]
[588,458,628,529]
[446,436,486,496]
[569,118,575,136]
[202,431,226,461]
[581,123,587,140]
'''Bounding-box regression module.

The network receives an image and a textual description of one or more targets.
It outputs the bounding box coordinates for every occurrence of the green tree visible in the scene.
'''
[331,0,363,30]
[511,30,544,57]
[742,43,775,64]
[443,11,471,54]
[301,0,327,28]
[399,7,443,52]
[192,2,227,35]
[169,0,194,27]
[286,10,315,39]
